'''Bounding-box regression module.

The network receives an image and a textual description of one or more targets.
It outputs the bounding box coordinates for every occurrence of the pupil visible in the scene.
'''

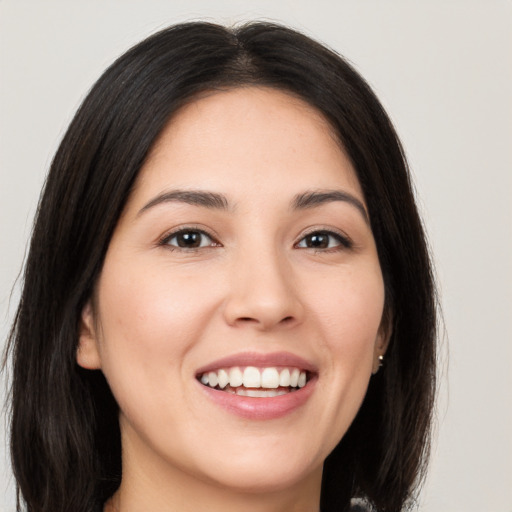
[178,232,200,247]
[308,233,328,248]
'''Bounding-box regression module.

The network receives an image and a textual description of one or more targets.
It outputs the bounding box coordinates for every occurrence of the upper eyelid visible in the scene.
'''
[294,229,354,251]
[296,226,351,243]
[159,225,221,246]
[158,225,352,247]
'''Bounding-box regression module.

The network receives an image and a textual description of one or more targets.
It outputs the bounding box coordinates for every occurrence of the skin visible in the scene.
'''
[78,87,388,512]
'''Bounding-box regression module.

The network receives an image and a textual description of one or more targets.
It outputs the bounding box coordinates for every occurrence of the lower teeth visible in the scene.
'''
[234,388,290,397]
[212,385,296,397]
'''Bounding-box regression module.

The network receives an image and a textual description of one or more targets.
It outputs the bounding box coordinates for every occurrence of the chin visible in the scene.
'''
[188,440,324,494]
[206,461,320,494]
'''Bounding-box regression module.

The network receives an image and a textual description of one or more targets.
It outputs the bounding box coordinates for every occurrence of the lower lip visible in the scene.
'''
[198,379,316,420]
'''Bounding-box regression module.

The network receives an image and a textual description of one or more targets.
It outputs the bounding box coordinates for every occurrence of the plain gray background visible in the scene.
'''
[1,1,511,511]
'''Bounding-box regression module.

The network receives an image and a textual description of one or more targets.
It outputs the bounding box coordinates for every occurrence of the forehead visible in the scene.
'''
[133,87,363,206]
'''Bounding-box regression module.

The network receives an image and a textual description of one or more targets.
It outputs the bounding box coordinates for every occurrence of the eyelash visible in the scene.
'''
[294,228,353,252]
[158,227,352,252]
[159,227,219,251]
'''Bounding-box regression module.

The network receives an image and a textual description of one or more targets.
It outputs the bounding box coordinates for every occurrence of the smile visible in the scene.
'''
[198,366,309,397]
[195,352,317,419]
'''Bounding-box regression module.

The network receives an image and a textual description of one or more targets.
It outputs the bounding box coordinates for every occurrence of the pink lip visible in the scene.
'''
[198,382,316,420]
[195,351,318,375]
[195,351,318,420]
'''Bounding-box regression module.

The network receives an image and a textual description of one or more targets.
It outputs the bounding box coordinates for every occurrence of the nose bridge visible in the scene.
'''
[223,241,303,330]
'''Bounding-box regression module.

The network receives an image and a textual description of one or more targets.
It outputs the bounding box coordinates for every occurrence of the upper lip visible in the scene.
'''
[195,351,318,376]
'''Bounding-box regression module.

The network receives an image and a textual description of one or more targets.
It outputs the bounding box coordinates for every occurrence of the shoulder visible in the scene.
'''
[350,499,371,512]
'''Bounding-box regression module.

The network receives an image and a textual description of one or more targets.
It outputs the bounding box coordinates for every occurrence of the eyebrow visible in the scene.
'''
[138,188,369,223]
[138,189,229,216]
[292,190,369,223]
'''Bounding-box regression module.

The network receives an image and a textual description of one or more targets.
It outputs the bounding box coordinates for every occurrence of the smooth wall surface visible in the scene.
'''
[1,1,511,511]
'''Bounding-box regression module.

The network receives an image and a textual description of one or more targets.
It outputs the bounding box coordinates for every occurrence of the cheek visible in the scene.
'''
[304,264,384,432]
[93,257,222,394]
[308,264,385,349]
[100,259,208,337]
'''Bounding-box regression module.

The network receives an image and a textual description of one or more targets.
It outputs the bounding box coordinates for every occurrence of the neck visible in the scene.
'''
[107,484,321,512]
[106,476,321,512]
[105,440,322,512]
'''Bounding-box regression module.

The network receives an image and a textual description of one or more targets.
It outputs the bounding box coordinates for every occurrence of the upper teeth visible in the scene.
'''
[199,366,307,389]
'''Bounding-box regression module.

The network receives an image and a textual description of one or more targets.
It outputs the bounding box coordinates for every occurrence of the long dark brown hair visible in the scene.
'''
[5,21,437,512]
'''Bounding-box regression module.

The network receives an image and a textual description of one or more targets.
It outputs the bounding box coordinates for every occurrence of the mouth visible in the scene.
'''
[197,366,311,397]
[195,352,317,419]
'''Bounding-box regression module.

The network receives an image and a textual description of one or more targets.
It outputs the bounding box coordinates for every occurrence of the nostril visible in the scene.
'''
[238,316,294,323]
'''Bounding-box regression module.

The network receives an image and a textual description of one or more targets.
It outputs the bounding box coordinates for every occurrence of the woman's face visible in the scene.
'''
[78,87,387,499]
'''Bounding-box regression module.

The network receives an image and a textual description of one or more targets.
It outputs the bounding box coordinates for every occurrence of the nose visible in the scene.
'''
[223,247,304,331]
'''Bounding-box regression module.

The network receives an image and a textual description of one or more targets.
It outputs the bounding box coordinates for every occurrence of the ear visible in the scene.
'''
[77,301,102,370]
[372,315,392,375]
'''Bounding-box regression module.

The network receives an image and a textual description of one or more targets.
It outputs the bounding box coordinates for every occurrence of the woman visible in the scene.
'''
[6,21,437,512]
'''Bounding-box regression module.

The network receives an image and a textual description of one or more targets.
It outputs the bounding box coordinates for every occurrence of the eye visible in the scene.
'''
[161,229,218,250]
[296,230,351,250]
